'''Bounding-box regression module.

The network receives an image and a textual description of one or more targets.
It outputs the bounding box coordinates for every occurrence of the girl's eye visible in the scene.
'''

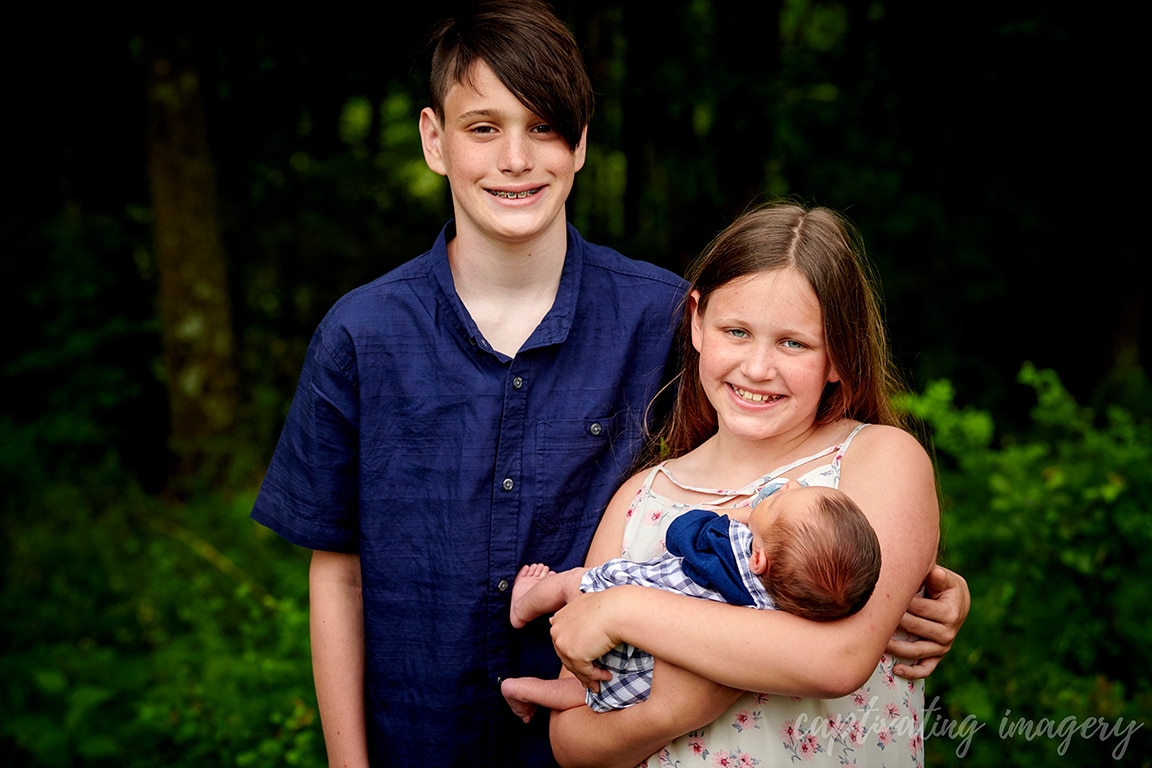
[782,339,805,350]
[727,329,750,339]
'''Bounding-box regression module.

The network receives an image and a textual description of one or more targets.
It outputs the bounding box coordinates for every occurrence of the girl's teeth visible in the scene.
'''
[735,387,777,403]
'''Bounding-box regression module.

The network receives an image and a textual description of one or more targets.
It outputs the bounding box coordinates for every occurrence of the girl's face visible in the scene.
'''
[690,267,839,445]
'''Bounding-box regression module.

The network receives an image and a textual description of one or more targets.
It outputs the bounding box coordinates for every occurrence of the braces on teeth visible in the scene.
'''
[491,189,538,198]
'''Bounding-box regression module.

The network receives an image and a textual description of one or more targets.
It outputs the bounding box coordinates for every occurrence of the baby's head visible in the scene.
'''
[748,481,881,621]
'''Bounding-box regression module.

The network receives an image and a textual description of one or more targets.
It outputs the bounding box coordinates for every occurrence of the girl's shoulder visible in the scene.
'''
[841,422,932,472]
[845,421,924,449]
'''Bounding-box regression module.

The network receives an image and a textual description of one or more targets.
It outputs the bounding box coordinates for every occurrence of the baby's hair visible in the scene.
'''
[422,0,594,151]
[762,488,881,621]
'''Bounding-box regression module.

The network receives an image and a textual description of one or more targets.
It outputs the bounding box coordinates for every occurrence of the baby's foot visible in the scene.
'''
[509,563,552,628]
[501,677,539,724]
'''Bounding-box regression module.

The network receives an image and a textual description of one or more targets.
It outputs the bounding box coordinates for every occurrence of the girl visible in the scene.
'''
[548,202,942,767]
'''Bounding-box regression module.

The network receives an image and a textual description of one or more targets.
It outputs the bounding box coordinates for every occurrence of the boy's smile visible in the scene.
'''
[419,61,587,251]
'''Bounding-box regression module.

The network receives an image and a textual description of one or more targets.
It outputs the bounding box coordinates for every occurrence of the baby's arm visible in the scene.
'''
[509,563,586,629]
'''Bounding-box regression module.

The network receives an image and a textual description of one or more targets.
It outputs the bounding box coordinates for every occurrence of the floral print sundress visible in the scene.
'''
[624,424,925,768]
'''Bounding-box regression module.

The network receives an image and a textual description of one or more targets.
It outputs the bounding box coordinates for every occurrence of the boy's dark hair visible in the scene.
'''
[422,0,594,151]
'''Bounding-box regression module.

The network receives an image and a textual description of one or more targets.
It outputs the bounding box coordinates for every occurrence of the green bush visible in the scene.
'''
[0,450,323,767]
[900,364,1152,766]
[3,364,1149,766]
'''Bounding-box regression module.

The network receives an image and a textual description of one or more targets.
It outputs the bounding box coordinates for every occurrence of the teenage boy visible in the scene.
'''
[252,3,684,765]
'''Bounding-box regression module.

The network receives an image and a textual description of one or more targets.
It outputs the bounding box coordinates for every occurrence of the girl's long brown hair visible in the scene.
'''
[650,202,910,463]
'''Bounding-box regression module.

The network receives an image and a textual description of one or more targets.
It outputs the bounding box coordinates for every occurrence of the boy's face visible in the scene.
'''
[419,61,587,249]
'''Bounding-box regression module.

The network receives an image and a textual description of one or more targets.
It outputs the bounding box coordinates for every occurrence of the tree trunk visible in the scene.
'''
[145,33,238,488]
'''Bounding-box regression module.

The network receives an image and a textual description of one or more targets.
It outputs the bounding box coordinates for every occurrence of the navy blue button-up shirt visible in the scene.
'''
[252,222,686,767]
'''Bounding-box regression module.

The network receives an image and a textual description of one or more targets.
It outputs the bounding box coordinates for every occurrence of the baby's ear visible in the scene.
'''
[749,548,770,576]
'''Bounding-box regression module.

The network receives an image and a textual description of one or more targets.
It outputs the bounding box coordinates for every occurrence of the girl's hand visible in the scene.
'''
[886,565,970,678]
[549,589,624,690]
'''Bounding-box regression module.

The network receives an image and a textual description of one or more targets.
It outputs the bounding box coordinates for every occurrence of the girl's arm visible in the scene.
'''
[551,425,941,698]
[550,659,742,768]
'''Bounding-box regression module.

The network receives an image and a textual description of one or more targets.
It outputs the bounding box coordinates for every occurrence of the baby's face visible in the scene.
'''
[748,480,824,541]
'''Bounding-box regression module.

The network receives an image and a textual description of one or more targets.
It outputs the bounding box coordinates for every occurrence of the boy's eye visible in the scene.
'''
[530,124,554,135]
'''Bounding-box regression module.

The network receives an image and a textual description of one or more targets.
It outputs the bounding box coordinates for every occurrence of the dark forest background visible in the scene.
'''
[3,2,1149,766]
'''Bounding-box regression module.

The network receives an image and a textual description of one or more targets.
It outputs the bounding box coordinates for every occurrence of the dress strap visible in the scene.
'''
[833,422,869,465]
[651,463,749,505]
[646,423,872,503]
[752,424,870,485]
[638,463,665,490]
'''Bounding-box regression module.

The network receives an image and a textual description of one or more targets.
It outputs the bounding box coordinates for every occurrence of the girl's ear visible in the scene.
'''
[827,364,841,384]
[689,290,704,352]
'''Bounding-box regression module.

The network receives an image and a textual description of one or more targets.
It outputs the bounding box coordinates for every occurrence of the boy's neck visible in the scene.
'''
[447,224,568,356]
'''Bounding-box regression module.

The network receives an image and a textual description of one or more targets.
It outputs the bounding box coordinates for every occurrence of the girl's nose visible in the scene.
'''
[743,344,777,380]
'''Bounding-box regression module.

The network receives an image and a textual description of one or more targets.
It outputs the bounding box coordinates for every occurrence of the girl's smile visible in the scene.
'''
[692,267,839,444]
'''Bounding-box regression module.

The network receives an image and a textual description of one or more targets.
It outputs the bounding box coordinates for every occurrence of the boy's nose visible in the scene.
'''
[501,135,532,174]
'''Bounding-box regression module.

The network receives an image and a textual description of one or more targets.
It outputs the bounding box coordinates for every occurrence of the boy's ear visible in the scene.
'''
[573,125,588,172]
[419,107,448,177]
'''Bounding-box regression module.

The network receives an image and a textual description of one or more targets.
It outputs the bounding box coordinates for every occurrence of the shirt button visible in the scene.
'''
[512,376,524,390]
[589,422,603,436]
[502,477,514,491]
[497,579,510,592]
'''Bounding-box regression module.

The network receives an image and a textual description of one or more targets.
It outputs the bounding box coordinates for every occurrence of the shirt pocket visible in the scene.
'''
[534,410,643,534]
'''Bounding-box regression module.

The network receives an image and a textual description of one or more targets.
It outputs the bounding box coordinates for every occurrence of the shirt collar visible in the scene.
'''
[428,221,584,356]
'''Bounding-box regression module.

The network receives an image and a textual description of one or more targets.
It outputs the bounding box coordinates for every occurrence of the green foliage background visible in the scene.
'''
[2,1,1149,766]
[906,367,1152,765]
